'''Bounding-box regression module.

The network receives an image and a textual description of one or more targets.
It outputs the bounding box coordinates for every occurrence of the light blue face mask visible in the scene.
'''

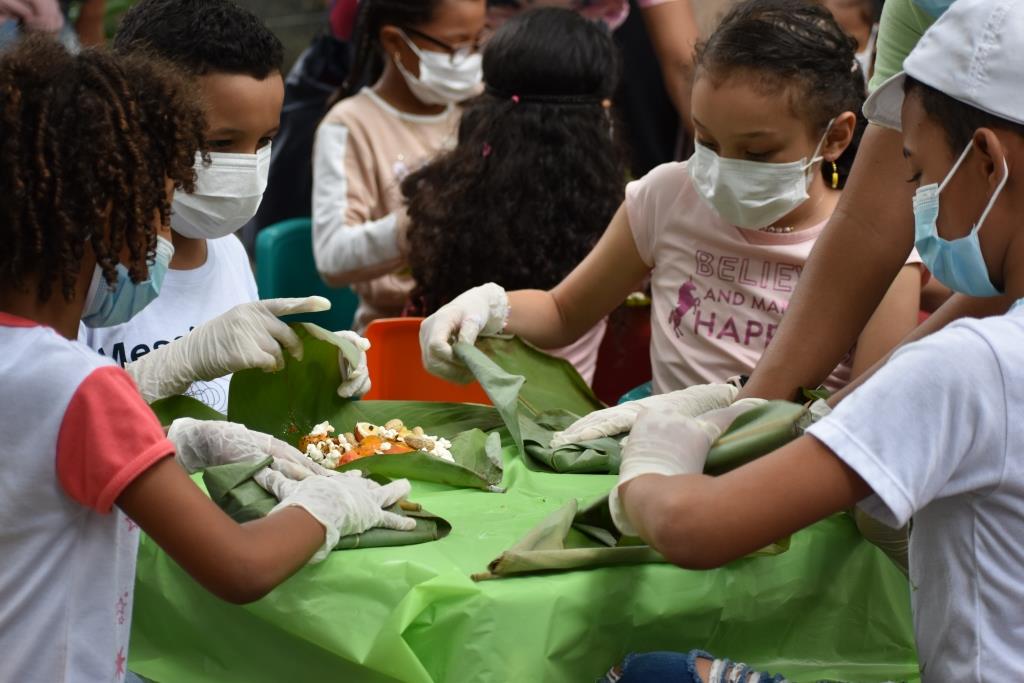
[913,140,1008,298]
[81,236,174,328]
[915,0,955,18]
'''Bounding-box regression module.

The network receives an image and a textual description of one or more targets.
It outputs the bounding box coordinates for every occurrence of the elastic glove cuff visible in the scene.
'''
[271,499,341,564]
[609,485,639,537]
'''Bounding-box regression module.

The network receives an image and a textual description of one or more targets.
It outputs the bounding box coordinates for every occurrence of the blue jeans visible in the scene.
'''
[600,650,789,683]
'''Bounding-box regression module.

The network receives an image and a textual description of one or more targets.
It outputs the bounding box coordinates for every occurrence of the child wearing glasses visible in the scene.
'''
[312,0,488,331]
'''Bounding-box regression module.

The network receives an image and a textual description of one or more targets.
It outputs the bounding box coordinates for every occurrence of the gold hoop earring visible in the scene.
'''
[830,161,839,189]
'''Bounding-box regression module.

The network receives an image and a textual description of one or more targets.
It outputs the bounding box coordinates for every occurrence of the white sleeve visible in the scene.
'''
[311,123,402,284]
[806,324,1008,528]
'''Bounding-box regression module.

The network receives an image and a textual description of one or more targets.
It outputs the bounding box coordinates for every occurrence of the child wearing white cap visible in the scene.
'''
[602,1,1024,681]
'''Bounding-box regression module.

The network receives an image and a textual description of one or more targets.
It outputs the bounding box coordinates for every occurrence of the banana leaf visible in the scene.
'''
[473,495,788,580]
[203,458,451,550]
[520,411,623,474]
[705,400,810,475]
[150,395,227,425]
[228,323,504,490]
[453,341,609,470]
[472,336,605,416]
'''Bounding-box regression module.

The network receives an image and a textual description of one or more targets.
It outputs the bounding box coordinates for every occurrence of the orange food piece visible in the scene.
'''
[338,450,362,466]
[354,436,385,457]
[384,442,415,455]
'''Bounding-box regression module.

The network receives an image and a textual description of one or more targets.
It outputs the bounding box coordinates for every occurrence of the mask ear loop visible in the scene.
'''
[804,117,837,170]
[970,157,1009,233]
[938,140,977,193]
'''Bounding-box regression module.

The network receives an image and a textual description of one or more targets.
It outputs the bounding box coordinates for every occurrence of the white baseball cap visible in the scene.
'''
[863,0,1024,131]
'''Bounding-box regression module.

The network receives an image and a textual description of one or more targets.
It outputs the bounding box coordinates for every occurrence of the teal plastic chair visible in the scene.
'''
[255,217,359,331]
[617,381,653,405]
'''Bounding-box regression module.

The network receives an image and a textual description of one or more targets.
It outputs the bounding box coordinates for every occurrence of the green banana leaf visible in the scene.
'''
[202,458,451,550]
[150,395,226,425]
[472,336,605,416]
[521,411,623,474]
[454,341,613,472]
[228,323,504,490]
[705,400,810,475]
[474,495,788,580]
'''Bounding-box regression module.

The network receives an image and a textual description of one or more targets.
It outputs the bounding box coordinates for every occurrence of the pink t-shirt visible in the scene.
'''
[0,312,174,682]
[627,162,865,394]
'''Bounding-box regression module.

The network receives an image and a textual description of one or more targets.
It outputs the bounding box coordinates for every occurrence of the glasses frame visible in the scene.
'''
[401,26,489,65]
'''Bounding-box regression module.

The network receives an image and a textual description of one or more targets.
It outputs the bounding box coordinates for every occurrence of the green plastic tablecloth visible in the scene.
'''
[129,447,919,683]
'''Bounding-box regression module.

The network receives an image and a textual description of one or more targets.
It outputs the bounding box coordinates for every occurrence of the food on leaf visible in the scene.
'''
[301,419,454,469]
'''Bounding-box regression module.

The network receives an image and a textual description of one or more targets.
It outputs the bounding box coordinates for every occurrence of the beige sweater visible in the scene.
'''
[312,88,459,330]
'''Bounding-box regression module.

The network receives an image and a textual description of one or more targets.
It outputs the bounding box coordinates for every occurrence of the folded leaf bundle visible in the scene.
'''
[203,458,451,550]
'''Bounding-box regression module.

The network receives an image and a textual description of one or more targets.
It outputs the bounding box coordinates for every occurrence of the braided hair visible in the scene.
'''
[331,0,442,104]
[401,8,625,315]
[695,0,867,188]
[0,38,206,303]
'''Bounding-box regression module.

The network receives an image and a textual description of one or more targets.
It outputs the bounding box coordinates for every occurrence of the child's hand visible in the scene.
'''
[419,283,509,383]
[608,399,766,536]
[550,383,740,449]
[167,418,343,478]
[253,468,417,563]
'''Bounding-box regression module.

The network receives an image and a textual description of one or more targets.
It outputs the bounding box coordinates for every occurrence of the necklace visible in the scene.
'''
[760,225,795,233]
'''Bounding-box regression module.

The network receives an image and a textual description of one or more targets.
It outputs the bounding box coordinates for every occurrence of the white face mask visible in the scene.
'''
[171,144,271,239]
[394,31,483,106]
[687,122,833,230]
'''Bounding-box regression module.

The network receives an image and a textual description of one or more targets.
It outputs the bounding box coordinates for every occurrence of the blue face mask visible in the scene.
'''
[915,0,955,18]
[913,140,1008,298]
[81,236,174,328]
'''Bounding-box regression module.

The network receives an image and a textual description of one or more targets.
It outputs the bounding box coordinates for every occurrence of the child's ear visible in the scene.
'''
[379,25,405,59]
[972,128,1007,192]
[822,111,857,162]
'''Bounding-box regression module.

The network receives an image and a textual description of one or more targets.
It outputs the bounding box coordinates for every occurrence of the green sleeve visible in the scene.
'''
[868,0,938,92]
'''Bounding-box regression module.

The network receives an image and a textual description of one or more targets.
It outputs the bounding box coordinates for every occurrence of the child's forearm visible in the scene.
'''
[506,289,591,349]
[118,458,325,604]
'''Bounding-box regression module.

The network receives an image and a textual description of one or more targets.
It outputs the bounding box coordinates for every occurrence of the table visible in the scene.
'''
[130,448,919,682]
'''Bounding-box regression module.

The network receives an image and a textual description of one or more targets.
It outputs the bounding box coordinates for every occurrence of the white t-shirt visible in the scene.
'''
[0,313,174,683]
[807,306,1024,682]
[79,235,258,413]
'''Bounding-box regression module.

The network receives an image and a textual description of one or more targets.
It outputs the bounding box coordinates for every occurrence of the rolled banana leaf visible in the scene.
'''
[474,495,787,580]
[705,401,809,475]
[203,458,451,550]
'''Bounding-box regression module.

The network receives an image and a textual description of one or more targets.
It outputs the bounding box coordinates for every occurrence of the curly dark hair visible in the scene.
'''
[113,0,284,78]
[0,38,206,303]
[332,0,443,104]
[401,8,625,314]
[696,0,867,188]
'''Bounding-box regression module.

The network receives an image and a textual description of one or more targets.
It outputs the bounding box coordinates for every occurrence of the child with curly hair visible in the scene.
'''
[401,7,625,383]
[422,0,923,440]
[0,38,413,683]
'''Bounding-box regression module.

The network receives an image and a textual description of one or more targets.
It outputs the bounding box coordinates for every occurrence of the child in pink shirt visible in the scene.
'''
[421,0,922,402]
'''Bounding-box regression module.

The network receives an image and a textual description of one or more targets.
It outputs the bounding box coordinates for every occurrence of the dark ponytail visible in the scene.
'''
[695,0,867,188]
[328,0,441,106]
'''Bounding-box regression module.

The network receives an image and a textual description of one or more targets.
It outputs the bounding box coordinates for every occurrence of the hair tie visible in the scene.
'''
[482,142,493,158]
[511,94,520,104]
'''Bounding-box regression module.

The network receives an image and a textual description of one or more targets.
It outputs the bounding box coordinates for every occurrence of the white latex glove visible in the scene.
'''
[253,468,417,563]
[167,418,351,479]
[550,383,740,449]
[609,398,767,536]
[419,283,508,383]
[126,297,333,403]
[335,330,371,398]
